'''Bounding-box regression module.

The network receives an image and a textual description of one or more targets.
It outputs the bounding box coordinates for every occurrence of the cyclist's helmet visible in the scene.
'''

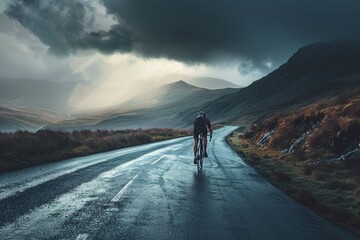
[199,111,206,117]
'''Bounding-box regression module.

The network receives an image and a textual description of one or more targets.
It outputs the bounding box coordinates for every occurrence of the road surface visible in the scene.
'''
[0,126,357,240]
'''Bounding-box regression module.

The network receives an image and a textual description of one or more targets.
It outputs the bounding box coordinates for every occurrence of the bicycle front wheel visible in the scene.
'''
[197,156,203,172]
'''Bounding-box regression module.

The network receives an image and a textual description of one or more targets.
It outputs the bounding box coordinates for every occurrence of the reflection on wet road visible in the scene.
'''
[0,127,357,239]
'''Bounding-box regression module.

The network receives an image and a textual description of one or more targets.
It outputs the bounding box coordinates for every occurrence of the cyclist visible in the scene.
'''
[193,111,213,164]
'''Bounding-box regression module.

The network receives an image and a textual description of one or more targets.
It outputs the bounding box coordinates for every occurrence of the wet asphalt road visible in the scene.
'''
[0,126,357,240]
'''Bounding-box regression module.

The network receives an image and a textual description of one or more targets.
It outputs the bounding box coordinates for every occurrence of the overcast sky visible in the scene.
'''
[1,0,360,111]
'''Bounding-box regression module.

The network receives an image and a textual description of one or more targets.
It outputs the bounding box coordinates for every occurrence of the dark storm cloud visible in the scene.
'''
[5,0,133,55]
[5,0,360,67]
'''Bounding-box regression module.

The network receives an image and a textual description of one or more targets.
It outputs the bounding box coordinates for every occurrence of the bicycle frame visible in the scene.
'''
[197,133,204,172]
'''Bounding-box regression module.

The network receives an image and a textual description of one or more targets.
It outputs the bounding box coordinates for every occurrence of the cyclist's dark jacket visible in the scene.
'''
[193,116,212,138]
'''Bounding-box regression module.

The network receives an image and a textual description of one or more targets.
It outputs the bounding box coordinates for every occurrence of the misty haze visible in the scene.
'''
[0,1,360,239]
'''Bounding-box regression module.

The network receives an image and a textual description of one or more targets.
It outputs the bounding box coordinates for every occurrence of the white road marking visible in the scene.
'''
[151,156,166,165]
[76,233,89,240]
[0,138,195,239]
[0,137,190,201]
[111,173,140,202]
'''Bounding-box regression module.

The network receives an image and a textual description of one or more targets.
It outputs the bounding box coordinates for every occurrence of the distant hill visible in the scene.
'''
[118,80,204,110]
[0,105,68,131]
[0,77,77,112]
[0,77,78,131]
[199,40,360,125]
[46,81,239,130]
[184,76,240,90]
[156,74,241,90]
[94,81,238,129]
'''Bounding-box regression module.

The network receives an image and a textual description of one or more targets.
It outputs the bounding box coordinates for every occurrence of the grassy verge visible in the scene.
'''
[227,130,360,237]
[0,128,191,173]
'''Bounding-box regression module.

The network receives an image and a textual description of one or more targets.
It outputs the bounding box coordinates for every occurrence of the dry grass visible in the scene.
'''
[0,128,191,173]
[245,88,360,167]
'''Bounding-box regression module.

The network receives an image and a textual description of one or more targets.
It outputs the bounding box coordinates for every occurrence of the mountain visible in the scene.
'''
[0,77,79,131]
[154,74,241,90]
[0,105,68,131]
[200,40,360,125]
[45,81,239,130]
[94,81,239,129]
[184,76,240,90]
[118,80,203,110]
[0,77,77,112]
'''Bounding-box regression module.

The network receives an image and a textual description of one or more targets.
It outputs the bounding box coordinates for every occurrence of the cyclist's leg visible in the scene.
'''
[193,127,199,163]
[202,128,208,157]
[194,136,198,156]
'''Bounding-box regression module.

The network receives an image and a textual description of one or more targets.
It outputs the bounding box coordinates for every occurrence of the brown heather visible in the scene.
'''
[246,88,360,162]
[0,128,191,173]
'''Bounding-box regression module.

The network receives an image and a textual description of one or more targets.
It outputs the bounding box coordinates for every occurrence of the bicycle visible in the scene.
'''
[195,133,212,172]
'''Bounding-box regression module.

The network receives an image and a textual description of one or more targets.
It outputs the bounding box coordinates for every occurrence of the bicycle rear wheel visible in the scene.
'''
[198,142,203,172]
[197,158,201,172]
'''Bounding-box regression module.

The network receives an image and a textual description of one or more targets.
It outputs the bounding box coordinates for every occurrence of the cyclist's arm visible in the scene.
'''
[206,118,213,134]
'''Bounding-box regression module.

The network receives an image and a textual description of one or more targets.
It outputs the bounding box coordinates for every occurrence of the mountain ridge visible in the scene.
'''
[184,77,240,90]
[200,40,360,125]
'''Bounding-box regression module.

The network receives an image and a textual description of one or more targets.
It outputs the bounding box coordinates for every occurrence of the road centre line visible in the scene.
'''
[151,156,166,165]
[0,137,190,201]
[111,173,140,202]
[76,233,89,240]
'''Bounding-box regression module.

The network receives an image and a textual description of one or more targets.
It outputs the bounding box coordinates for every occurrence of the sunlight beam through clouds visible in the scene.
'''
[68,52,262,111]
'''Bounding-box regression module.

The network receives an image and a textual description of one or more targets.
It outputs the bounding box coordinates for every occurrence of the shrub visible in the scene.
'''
[331,207,353,223]
[340,118,360,140]
[355,187,360,203]
[249,153,261,162]
[325,180,355,190]
[311,168,327,181]
[295,189,318,207]
[307,118,339,151]
[351,217,360,230]
[302,164,312,175]
[273,170,291,182]
[71,145,92,156]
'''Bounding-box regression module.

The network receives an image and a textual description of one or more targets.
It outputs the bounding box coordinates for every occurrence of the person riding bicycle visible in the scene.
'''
[193,111,213,164]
